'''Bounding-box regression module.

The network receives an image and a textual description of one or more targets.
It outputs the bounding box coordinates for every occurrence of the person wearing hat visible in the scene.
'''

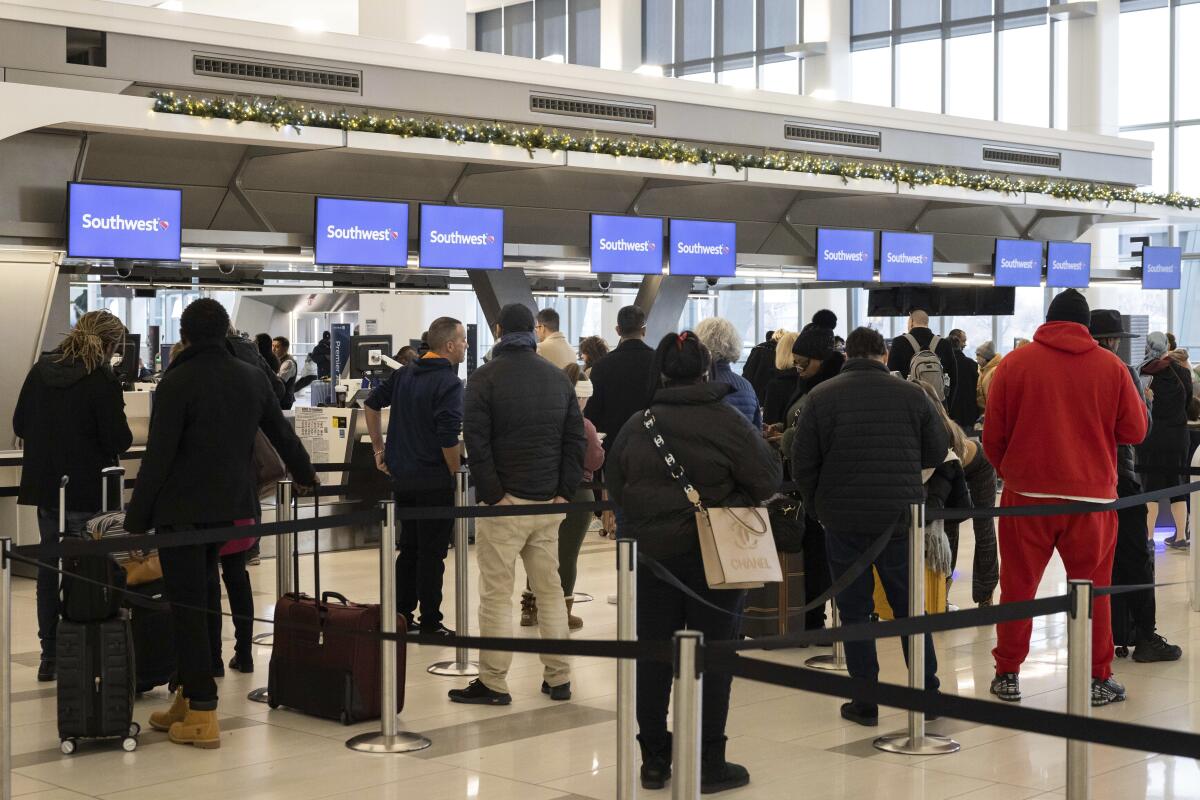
[983,289,1148,707]
[1137,330,1194,550]
[1090,311,1182,663]
[364,316,467,637]
[520,363,605,631]
[975,340,1001,415]
[453,303,587,706]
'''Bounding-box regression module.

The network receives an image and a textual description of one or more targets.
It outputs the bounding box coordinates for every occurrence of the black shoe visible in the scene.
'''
[840,701,878,727]
[700,738,750,794]
[541,680,571,701]
[229,652,255,673]
[1133,634,1183,663]
[639,733,672,790]
[1092,676,1126,707]
[990,672,1021,702]
[420,624,455,638]
[449,679,512,706]
[37,657,56,683]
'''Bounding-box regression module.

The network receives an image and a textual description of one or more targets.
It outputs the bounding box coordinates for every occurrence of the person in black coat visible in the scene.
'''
[946,329,980,430]
[741,330,777,403]
[584,305,656,454]
[227,330,286,406]
[1137,331,1194,546]
[13,310,133,681]
[608,331,781,794]
[887,309,958,401]
[450,303,586,707]
[762,331,799,426]
[792,326,948,727]
[126,299,316,749]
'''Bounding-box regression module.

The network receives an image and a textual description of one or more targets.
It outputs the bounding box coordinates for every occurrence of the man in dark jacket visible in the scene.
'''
[311,331,332,379]
[451,303,586,706]
[1090,309,1181,663]
[126,299,316,749]
[585,305,655,453]
[13,310,133,681]
[946,329,980,430]
[792,326,949,727]
[364,316,466,636]
[887,310,958,402]
[741,330,776,403]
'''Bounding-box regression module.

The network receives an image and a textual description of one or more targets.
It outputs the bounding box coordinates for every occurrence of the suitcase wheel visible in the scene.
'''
[122,737,138,752]
[1116,646,1130,659]
[60,739,76,756]
[128,723,141,737]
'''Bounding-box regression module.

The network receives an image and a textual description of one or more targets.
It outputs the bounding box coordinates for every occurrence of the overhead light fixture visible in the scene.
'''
[931,275,996,286]
[180,249,314,264]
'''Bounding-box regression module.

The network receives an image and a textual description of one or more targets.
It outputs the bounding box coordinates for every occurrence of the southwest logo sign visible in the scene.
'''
[419,205,504,271]
[993,239,1043,287]
[591,215,664,275]
[817,228,875,282]
[879,231,934,284]
[314,197,410,268]
[67,183,182,261]
[1046,241,1091,289]
[668,219,736,278]
[1142,245,1181,290]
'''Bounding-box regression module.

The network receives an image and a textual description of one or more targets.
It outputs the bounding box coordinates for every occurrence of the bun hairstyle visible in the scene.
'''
[811,309,838,331]
[648,331,711,395]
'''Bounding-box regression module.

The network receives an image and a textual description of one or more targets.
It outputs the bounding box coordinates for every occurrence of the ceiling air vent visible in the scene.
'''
[784,122,881,150]
[982,145,1061,170]
[530,93,655,125]
[192,53,361,92]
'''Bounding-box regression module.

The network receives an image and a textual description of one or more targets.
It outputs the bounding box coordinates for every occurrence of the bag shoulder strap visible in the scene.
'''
[902,332,919,353]
[929,335,941,353]
[641,410,704,512]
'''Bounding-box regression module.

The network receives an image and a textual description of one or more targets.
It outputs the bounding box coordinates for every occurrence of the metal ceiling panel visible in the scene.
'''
[81,134,245,187]
[0,131,78,224]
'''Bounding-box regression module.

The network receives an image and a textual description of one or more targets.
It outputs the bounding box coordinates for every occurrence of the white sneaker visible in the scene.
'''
[607,594,618,605]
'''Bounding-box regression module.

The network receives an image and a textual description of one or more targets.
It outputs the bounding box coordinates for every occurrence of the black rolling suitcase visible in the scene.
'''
[126,579,175,693]
[55,470,141,754]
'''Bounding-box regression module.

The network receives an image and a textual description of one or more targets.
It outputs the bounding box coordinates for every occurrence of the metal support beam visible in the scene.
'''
[635,274,692,343]
[469,268,537,329]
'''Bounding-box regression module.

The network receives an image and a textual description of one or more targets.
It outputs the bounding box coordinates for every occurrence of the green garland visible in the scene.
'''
[150,91,1200,211]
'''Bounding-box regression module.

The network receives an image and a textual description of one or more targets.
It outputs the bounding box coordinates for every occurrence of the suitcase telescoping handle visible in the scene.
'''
[59,475,69,535]
[101,466,125,513]
[291,491,325,609]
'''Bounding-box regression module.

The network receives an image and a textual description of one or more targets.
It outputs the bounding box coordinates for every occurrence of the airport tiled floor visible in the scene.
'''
[7,526,1200,800]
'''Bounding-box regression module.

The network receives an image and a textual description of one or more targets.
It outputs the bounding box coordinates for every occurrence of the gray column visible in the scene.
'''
[358,0,468,49]
[468,268,537,330]
[634,275,692,343]
[601,0,642,72]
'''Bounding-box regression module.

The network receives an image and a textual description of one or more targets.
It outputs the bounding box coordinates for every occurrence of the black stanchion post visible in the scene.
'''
[1066,580,1092,800]
[429,467,479,676]
[671,630,703,800]
[249,480,294,704]
[347,500,431,753]
[875,503,960,756]
[616,539,637,800]
[1,538,11,800]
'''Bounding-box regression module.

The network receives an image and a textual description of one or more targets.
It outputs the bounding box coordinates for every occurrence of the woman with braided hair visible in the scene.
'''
[14,310,133,682]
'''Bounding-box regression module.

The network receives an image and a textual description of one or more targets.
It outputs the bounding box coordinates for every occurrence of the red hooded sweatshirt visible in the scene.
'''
[983,321,1148,500]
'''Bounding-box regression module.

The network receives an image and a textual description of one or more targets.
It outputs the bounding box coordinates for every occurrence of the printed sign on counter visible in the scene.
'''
[419,205,504,270]
[67,183,182,261]
[668,219,736,277]
[879,231,933,284]
[817,228,875,282]
[314,197,410,267]
[590,214,663,275]
[1046,242,1091,288]
[1142,246,1182,289]
[993,239,1043,287]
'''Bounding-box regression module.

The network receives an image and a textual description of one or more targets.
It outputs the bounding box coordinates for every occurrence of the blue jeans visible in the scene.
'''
[36,508,94,656]
[825,526,940,712]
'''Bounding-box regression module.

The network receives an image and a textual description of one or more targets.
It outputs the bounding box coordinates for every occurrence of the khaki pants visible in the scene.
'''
[476,496,570,694]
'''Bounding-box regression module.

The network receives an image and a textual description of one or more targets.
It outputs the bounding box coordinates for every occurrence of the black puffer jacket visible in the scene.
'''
[14,353,133,512]
[1118,361,1150,489]
[791,358,949,533]
[585,337,656,452]
[464,335,586,505]
[742,338,778,402]
[607,382,782,560]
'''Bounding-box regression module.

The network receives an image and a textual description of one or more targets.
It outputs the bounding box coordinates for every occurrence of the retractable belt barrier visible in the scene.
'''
[928,479,1200,522]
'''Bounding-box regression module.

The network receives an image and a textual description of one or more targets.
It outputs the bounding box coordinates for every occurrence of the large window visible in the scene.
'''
[641,0,804,92]
[475,0,601,66]
[850,0,1063,127]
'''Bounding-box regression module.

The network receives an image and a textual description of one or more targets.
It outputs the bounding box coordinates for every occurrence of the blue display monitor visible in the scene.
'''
[67,182,182,261]
[1045,241,1091,288]
[590,214,663,275]
[993,239,1043,287]
[314,197,410,267]
[816,228,875,282]
[879,231,933,284]
[1142,245,1182,289]
[419,205,504,270]
[668,219,737,277]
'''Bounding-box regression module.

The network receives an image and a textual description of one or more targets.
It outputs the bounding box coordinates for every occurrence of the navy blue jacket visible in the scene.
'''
[711,360,762,429]
[365,357,464,492]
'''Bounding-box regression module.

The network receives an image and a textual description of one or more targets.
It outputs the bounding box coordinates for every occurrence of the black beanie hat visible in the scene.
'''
[1046,288,1090,327]
[811,309,838,331]
[793,325,836,360]
[497,303,535,334]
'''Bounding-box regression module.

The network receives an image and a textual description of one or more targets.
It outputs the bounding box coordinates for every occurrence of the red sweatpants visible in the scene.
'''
[992,489,1117,680]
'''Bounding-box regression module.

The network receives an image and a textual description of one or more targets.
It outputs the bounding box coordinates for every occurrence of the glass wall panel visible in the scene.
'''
[1118,7,1170,127]
[537,0,566,60]
[679,0,714,69]
[1177,126,1200,196]
[851,45,893,106]
[719,290,758,363]
[998,20,1049,127]
[895,36,942,113]
[994,287,1045,354]
[504,2,534,58]
[945,24,994,119]
[477,8,504,53]
[644,0,675,65]
[569,0,602,66]
[1179,3,1200,120]
[1122,128,1171,193]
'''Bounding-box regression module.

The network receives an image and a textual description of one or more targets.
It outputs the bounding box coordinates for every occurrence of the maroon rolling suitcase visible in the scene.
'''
[267,495,405,724]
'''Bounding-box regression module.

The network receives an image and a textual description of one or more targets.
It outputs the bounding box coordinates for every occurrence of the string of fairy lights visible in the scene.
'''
[150,91,1200,211]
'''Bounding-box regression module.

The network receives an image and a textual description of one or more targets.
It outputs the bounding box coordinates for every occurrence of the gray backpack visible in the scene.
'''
[904,333,950,401]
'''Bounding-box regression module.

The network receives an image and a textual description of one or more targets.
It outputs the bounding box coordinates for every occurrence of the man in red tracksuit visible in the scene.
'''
[983,289,1148,707]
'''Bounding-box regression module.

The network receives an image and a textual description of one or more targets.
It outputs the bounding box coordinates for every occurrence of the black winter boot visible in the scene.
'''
[700,737,750,794]
[638,733,672,790]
